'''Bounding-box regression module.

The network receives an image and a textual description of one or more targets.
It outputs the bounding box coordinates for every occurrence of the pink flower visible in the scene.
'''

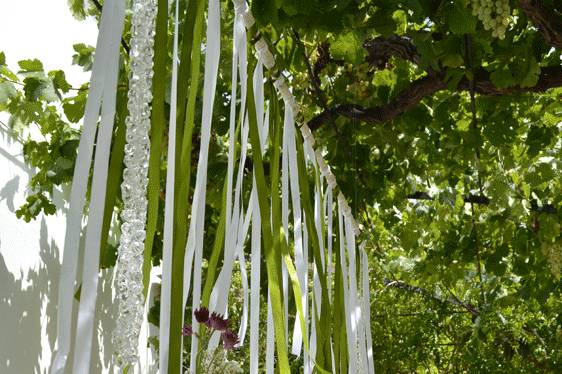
[208,312,229,331]
[221,329,240,350]
[182,324,194,336]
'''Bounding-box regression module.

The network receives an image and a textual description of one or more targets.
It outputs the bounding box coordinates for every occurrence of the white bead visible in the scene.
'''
[243,9,255,28]
[243,9,256,29]
[315,149,329,175]
[352,218,361,236]
[255,38,268,52]
[261,48,275,69]
[232,0,245,8]
[338,192,347,207]
[326,171,337,189]
[273,75,286,92]
[290,100,300,116]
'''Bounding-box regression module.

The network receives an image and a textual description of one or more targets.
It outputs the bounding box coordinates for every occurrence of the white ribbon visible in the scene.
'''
[51,1,122,371]
[337,201,357,374]
[325,185,333,304]
[285,107,307,357]
[361,244,375,374]
[158,0,180,370]
[208,0,246,320]
[72,0,125,371]
[249,185,261,373]
[302,215,311,371]
[343,203,369,373]
[265,290,275,374]
[184,0,221,369]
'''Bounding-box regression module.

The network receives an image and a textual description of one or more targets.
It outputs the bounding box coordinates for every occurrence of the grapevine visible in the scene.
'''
[470,0,511,39]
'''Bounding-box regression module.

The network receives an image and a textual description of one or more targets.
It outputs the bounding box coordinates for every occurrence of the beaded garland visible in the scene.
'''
[113,0,157,367]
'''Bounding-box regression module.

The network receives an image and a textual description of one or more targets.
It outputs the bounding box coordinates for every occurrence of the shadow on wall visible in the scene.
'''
[0,128,118,373]
[0,219,59,373]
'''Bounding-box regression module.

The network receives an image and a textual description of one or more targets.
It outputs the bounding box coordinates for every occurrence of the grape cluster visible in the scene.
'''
[543,241,562,280]
[470,0,511,39]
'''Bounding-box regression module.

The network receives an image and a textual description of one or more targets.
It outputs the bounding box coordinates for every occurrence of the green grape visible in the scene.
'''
[470,0,511,39]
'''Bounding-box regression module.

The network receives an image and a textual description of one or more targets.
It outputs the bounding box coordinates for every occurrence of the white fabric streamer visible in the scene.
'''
[302,216,310,371]
[338,202,357,374]
[325,185,333,304]
[51,1,122,371]
[183,0,221,370]
[343,205,369,373]
[361,244,375,374]
[285,108,307,357]
[158,0,180,370]
[73,0,125,371]
[249,186,261,373]
[207,0,247,317]
[265,290,275,374]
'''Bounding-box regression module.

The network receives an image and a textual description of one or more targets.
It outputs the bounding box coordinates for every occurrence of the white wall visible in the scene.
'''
[0,127,120,373]
[0,2,118,372]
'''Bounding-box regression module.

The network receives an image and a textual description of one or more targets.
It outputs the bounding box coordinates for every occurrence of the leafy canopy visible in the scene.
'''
[1,0,561,371]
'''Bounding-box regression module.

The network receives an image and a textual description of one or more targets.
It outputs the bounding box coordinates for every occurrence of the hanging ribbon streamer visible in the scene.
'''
[158,0,180,370]
[361,244,376,374]
[48,0,378,371]
[51,1,125,372]
[181,0,221,369]
[285,106,307,358]
[113,0,157,368]
[73,0,126,372]
[337,198,357,374]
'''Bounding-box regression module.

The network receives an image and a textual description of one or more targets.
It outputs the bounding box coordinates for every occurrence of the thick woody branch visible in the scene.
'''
[407,191,557,214]
[309,66,562,130]
[363,36,420,68]
[519,0,562,49]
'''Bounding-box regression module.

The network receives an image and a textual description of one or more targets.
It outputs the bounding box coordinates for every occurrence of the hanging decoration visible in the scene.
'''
[113,0,157,368]
[50,0,126,372]
[49,0,375,372]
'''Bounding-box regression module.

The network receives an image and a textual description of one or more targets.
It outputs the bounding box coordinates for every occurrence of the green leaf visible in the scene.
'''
[0,81,16,104]
[445,68,465,90]
[330,31,364,64]
[441,54,464,68]
[513,54,540,88]
[23,77,59,102]
[63,94,87,123]
[490,67,515,88]
[68,0,87,20]
[252,0,278,26]
[446,2,477,35]
[18,59,44,73]
[49,70,72,94]
[72,43,95,71]
[0,51,5,66]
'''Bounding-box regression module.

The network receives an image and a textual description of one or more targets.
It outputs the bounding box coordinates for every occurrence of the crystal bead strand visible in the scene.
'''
[113,0,157,367]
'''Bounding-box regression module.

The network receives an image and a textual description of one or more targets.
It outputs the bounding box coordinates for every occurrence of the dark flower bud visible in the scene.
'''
[194,307,210,324]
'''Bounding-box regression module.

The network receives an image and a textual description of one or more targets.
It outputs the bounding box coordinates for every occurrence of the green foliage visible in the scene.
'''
[2,0,562,372]
[330,32,365,64]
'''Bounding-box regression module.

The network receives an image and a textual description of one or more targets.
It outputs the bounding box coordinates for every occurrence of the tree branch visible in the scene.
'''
[383,279,479,316]
[309,66,562,130]
[363,36,420,68]
[519,0,562,49]
[406,191,558,214]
